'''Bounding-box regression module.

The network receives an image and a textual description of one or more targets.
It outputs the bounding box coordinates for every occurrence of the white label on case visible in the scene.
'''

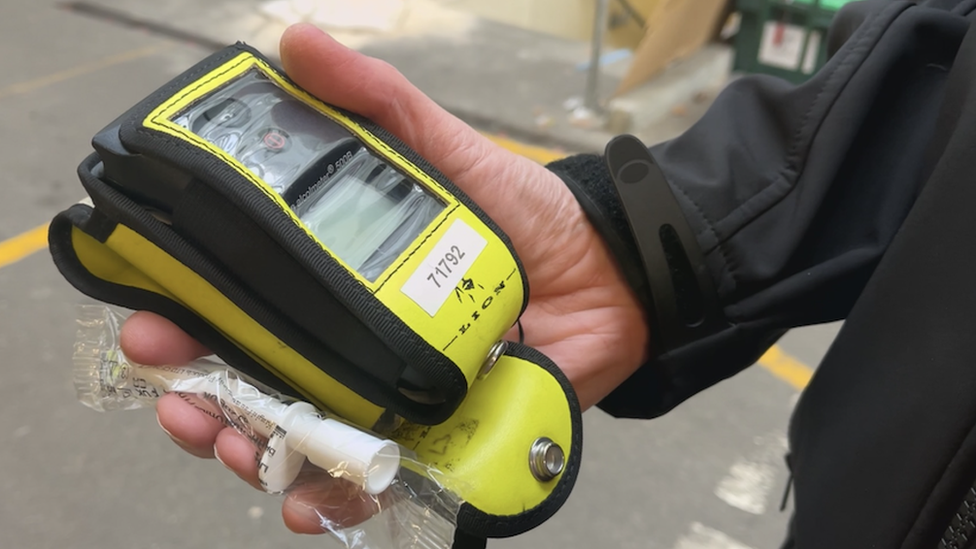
[401,218,488,316]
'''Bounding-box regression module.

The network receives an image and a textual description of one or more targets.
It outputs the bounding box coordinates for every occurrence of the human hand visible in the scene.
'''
[122,23,649,534]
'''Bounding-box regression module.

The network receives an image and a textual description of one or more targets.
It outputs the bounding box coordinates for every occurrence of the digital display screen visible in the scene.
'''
[171,69,444,281]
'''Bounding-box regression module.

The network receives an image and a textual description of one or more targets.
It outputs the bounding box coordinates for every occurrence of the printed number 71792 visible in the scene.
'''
[426,246,466,288]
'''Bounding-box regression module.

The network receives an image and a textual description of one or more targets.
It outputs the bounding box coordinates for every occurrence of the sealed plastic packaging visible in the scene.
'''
[72,303,462,549]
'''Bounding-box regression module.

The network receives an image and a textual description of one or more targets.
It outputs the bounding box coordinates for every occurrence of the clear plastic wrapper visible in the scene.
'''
[72,304,462,549]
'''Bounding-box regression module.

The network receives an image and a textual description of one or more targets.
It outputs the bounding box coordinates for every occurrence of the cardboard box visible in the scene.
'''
[614,0,729,96]
[441,0,659,49]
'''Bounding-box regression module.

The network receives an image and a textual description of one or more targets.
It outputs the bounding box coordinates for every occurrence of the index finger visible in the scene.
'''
[120,310,211,366]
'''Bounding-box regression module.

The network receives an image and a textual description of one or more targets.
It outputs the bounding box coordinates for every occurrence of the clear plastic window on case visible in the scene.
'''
[172,68,444,281]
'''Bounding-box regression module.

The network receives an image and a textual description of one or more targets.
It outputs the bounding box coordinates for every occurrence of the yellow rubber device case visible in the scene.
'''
[47,43,582,543]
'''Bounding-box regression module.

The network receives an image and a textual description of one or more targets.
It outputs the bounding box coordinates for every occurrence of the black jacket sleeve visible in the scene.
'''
[547,0,975,419]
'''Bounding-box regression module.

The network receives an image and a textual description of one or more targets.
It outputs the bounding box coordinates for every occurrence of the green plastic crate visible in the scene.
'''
[732,0,855,83]
[792,0,854,9]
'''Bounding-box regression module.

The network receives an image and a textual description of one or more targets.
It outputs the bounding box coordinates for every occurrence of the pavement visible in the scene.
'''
[54,0,733,153]
[0,2,841,549]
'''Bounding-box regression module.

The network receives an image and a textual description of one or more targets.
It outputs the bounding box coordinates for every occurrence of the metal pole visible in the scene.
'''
[584,0,610,113]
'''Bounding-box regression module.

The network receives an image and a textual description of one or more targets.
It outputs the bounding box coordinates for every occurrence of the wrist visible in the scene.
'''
[547,153,651,310]
[546,135,727,361]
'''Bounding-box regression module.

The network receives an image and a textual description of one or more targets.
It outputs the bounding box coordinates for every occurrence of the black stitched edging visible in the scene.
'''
[73,156,341,404]
[373,204,458,293]
[335,112,531,320]
[455,343,583,539]
[111,43,473,424]
[47,204,295,399]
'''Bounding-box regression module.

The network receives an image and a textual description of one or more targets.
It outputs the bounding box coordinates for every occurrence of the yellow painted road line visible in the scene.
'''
[758,345,814,391]
[0,44,169,266]
[0,224,49,271]
[0,45,167,101]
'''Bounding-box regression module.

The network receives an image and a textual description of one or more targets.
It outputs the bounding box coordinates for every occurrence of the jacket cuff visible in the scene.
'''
[546,148,736,419]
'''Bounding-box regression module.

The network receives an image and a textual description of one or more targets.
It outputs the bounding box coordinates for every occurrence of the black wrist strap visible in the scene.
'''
[603,135,725,351]
[551,135,725,355]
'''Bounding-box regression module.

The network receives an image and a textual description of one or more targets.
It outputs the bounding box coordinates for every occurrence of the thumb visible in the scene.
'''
[278,23,495,186]
[277,24,581,272]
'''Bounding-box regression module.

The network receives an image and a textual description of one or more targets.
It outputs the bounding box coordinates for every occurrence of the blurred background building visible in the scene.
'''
[249,0,856,149]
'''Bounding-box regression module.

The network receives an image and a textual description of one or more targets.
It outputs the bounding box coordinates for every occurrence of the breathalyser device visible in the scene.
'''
[48,43,581,547]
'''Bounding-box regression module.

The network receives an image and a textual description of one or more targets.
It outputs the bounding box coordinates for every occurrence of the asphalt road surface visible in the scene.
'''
[0,2,841,548]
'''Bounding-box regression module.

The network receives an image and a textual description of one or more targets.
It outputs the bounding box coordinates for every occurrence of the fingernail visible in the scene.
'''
[283,481,381,534]
[156,414,188,446]
[289,22,325,39]
[213,444,234,471]
[284,497,336,534]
